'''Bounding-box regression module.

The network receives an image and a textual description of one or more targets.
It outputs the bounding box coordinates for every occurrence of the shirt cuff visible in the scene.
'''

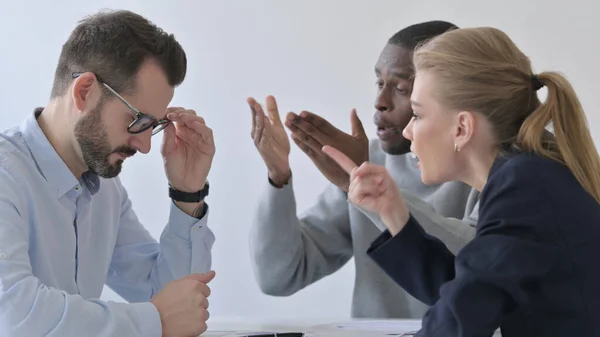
[268,174,293,190]
[167,201,209,240]
[367,214,426,259]
[131,302,162,337]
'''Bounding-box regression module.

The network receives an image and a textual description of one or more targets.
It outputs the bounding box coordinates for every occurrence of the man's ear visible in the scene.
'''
[71,72,98,113]
[454,110,476,150]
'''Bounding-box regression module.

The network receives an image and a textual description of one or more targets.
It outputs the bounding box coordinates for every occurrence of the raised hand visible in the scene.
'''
[151,271,216,337]
[323,145,410,235]
[285,109,368,192]
[161,107,215,193]
[248,96,291,186]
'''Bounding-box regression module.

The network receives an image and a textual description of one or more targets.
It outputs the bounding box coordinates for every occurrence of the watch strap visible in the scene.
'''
[169,182,209,203]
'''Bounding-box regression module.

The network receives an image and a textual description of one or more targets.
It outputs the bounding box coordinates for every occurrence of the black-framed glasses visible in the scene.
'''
[72,72,170,135]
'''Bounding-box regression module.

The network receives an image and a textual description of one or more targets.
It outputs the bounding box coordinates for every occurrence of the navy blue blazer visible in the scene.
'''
[367,152,600,337]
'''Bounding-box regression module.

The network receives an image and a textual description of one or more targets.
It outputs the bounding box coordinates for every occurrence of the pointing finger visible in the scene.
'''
[322,145,358,174]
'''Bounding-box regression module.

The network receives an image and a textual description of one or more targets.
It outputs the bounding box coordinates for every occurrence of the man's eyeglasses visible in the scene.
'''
[72,72,170,135]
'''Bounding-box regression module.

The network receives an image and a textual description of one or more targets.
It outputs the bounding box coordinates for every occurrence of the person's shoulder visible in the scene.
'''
[492,152,568,184]
[0,132,36,207]
[0,128,35,178]
[483,152,570,207]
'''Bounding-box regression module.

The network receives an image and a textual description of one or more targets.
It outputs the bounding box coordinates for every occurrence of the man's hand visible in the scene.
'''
[151,270,216,337]
[285,109,368,192]
[248,96,291,186]
[162,107,215,193]
[161,107,215,217]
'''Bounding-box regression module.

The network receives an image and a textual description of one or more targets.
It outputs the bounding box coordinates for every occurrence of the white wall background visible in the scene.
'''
[0,0,598,321]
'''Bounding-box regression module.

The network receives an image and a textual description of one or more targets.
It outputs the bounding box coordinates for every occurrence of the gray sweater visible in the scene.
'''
[249,139,480,318]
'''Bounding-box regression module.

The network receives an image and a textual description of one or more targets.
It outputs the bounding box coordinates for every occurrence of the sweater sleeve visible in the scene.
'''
[249,176,353,296]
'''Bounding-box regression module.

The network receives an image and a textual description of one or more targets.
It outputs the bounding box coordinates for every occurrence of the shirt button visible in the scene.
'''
[0,252,7,259]
[75,185,81,191]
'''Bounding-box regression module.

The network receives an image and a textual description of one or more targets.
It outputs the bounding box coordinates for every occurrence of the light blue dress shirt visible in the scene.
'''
[0,110,215,337]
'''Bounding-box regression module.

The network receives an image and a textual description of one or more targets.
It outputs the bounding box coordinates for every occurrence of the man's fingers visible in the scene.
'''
[289,127,323,153]
[167,109,198,120]
[254,115,269,146]
[184,270,216,284]
[252,103,268,145]
[285,112,328,144]
[168,112,205,125]
[265,95,282,126]
[350,109,367,139]
[248,97,258,138]
[167,106,186,114]
[291,135,312,156]
[322,145,358,174]
[300,110,339,136]
[197,283,212,298]
[169,115,214,146]
[189,122,214,145]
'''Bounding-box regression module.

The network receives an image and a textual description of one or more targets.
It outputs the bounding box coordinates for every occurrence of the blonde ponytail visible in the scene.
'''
[518,72,600,204]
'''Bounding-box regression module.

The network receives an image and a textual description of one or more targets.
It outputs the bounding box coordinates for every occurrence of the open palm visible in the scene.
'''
[248,96,291,181]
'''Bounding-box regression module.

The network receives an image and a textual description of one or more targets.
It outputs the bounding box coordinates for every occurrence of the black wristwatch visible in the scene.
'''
[169,182,209,203]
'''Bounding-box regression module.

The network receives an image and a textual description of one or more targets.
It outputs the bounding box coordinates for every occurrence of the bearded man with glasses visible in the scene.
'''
[0,9,216,337]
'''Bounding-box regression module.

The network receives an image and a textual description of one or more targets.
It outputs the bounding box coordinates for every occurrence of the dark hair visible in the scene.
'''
[388,20,459,50]
[50,9,187,98]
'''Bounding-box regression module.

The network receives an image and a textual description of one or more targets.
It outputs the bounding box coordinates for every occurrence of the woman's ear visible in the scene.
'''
[71,72,98,113]
[454,110,476,150]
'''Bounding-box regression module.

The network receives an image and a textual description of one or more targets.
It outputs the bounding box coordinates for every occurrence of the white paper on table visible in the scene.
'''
[333,320,421,333]
[304,320,421,336]
[310,319,502,336]
[309,319,420,334]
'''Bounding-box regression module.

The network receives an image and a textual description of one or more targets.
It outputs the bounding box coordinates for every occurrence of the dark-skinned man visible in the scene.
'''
[247,21,479,319]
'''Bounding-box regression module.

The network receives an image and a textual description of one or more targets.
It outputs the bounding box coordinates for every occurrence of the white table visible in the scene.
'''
[203,317,502,336]
[205,316,338,332]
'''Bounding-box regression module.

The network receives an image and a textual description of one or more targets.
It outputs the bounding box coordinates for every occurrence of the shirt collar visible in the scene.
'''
[21,108,100,197]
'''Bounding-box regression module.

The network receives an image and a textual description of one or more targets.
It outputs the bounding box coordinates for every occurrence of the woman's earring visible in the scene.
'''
[454,143,460,152]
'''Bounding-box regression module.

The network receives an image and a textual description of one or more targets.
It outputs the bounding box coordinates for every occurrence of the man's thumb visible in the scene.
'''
[350,109,366,138]
[184,270,216,284]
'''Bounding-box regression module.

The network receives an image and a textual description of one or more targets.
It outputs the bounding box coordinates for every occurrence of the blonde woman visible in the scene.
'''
[325,27,600,337]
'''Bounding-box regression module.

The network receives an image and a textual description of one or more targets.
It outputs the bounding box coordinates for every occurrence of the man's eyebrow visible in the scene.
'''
[391,71,413,81]
[374,67,413,81]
